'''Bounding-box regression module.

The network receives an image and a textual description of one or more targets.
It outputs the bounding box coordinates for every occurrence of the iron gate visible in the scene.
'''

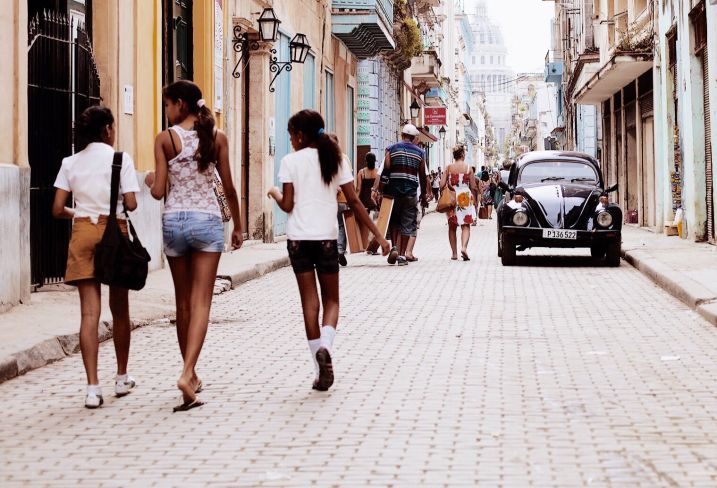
[28,11,101,286]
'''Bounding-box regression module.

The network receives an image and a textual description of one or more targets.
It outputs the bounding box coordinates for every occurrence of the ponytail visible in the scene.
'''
[162,80,216,173]
[288,109,341,185]
[194,104,216,173]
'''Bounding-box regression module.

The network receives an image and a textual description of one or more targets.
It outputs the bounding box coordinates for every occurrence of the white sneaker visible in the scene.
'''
[115,375,136,397]
[85,389,104,409]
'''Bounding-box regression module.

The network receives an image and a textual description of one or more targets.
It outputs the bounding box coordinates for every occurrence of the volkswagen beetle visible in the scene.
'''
[496,151,622,266]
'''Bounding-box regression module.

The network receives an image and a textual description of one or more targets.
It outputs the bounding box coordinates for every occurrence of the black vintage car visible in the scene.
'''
[496,151,622,266]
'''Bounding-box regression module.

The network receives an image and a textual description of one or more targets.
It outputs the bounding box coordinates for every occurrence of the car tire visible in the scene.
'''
[497,231,503,257]
[605,239,621,267]
[501,235,516,266]
[590,244,606,260]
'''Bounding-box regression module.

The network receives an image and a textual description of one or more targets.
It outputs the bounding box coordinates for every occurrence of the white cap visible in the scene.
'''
[401,124,420,136]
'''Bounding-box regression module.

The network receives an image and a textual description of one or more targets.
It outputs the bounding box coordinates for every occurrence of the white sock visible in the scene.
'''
[116,373,128,383]
[87,384,102,396]
[308,339,321,376]
[321,326,337,352]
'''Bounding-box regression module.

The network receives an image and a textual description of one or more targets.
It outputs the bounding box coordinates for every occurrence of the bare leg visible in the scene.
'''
[461,224,471,254]
[295,272,321,340]
[167,255,192,360]
[399,235,410,256]
[177,251,221,403]
[317,272,339,328]
[77,280,102,385]
[405,235,417,259]
[448,224,458,259]
[109,286,131,375]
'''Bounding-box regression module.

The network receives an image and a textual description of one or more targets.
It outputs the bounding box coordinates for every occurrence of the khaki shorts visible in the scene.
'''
[65,216,127,285]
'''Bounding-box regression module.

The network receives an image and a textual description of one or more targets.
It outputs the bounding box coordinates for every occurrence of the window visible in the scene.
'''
[472,56,476,65]
[490,56,493,64]
[518,161,598,185]
[481,55,485,64]
[346,85,355,168]
[303,53,316,109]
[325,71,335,132]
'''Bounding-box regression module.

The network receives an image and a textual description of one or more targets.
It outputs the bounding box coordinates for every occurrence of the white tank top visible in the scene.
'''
[164,125,221,216]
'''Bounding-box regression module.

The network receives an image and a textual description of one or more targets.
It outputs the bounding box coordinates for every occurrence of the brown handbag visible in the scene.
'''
[436,187,456,213]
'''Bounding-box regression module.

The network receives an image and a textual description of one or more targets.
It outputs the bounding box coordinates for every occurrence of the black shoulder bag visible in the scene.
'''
[94,152,151,290]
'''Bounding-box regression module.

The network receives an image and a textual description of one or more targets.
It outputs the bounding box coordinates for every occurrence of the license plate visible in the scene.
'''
[542,229,577,239]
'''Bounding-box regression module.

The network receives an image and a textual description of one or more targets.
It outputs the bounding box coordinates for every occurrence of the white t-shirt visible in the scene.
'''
[54,142,140,222]
[278,148,354,240]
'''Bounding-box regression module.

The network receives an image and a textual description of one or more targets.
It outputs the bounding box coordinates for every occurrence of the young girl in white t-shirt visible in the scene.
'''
[268,109,390,391]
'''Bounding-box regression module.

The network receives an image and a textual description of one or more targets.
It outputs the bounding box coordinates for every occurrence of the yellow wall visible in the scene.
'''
[134,0,162,171]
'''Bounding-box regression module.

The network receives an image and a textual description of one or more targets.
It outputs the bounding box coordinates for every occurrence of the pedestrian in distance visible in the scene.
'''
[52,106,140,409]
[440,145,477,261]
[374,124,428,266]
[431,171,440,203]
[145,80,243,412]
[268,109,390,392]
[356,152,380,255]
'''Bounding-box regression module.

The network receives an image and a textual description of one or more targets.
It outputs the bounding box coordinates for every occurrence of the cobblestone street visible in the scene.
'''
[1,214,717,487]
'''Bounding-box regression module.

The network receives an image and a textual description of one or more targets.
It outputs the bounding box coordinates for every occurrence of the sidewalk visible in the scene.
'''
[622,226,717,325]
[0,240,289,383]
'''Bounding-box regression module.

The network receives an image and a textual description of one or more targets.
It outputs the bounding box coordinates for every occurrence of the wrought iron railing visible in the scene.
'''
[332,0,394,27]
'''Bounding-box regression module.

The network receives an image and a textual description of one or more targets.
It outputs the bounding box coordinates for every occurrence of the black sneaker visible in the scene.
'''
[397,256,408,266]
[387,246,399,265]
[315,348,334,391]
[338,253,347,267]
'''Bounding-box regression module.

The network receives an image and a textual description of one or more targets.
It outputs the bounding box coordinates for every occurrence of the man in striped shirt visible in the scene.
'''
[379,124,428,266]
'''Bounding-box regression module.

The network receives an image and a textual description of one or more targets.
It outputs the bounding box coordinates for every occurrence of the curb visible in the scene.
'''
[622,248,717,326]
[0,256,290,385]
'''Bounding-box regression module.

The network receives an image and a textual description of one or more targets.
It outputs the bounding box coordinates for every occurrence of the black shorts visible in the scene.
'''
[287,240,339,275]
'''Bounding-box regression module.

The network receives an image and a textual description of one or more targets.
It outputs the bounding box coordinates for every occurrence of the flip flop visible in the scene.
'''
[461,252,470,261]
[195,380,203,394]
[173,398,205,413]
[451,257,458,261]
[406,256,418,262]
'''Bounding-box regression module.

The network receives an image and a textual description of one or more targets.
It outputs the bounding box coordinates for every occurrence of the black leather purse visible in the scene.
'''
[94,152,151,290]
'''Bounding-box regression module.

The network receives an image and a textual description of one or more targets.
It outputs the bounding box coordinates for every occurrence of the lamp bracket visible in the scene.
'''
[268,48,293,93]
[232,25,261,79]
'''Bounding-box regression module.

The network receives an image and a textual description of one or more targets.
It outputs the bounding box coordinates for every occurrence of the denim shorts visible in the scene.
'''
[287,240,339,275]
[163,211,224,257]
[389,195,419,237]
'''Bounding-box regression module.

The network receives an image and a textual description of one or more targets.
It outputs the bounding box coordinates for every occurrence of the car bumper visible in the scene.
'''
[502,226,621,248]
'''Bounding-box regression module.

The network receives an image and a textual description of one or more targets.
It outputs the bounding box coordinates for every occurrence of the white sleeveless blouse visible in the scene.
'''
[164,125,221,216]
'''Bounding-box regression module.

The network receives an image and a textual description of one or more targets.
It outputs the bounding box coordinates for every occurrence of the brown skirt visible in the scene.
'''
[65,216,127,285]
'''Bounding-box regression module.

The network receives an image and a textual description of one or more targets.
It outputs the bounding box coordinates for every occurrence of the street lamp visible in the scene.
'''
[289,33,311,64]
[439,126,446,139]
[257,7,280,43]
[410,100,420,119]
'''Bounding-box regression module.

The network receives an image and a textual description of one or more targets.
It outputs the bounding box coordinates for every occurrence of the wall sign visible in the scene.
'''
[425,107,447,125]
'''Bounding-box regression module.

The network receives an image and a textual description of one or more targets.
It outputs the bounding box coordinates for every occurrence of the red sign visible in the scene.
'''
[424,107,447,125]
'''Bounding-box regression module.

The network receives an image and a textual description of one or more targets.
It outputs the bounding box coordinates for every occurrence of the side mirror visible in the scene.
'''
[605,183,618,193]
[498,181,510,192]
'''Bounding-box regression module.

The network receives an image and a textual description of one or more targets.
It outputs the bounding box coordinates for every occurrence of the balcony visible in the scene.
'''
[332,0,395,58]
[411,50,442,93]
[545,50,564,84]
[424,87,447,106]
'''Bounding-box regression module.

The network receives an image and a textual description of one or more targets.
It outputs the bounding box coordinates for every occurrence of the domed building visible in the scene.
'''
[468,1,514,155]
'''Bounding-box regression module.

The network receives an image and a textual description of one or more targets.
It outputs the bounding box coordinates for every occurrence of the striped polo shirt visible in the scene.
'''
[386,141,425,197]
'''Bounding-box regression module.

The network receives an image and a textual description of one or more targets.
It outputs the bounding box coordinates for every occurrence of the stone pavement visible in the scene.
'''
[621,226,717,326]
[1,213,716,487]
[0,240,289,383]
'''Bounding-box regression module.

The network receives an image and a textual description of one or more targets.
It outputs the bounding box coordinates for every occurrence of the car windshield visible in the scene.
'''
[518,161,598,185]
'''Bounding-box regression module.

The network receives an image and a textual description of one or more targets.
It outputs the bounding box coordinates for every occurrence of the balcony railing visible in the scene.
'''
[332,0,395,58]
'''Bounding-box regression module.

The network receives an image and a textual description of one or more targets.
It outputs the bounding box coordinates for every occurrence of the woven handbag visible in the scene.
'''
[436,187,456,213]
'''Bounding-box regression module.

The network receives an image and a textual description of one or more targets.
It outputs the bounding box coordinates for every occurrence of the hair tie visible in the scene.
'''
[318,128,325,136]
[197,99,206,108]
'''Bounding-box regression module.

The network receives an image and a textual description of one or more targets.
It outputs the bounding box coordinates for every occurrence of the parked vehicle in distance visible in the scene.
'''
[496,151,622,266]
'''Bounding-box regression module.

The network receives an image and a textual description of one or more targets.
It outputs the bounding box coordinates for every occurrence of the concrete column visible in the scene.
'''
[636,79,644,226]
[609,95,617,194]
[247,45,275,242]
[620,88,627,213]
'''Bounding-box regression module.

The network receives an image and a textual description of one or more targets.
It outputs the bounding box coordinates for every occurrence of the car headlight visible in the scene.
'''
[512,211,529,226]
[596,211,613,227]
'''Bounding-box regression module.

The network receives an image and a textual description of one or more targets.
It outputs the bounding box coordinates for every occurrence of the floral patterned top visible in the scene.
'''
[447,172,476,226]
[164,125,221,216]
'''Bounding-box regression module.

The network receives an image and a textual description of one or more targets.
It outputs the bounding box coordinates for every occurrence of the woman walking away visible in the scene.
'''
[268,109,390,391]
[357,152,379,214]
[145,80,243,412]
[440,145,477,261]
[52,106,139,408]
